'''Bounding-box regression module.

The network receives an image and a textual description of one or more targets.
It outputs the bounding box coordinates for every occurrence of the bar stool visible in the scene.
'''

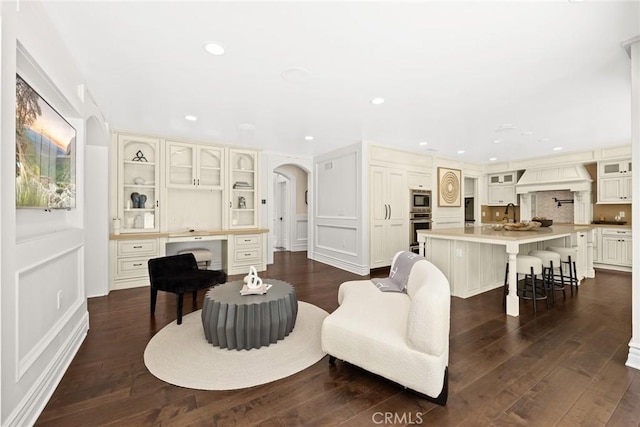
[529,250,565,304]
[546,246,579,296]
[503,255,549,314]
[177,248,212,270]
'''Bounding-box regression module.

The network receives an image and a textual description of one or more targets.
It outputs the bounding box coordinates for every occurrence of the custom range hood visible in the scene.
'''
[516,164,593,194]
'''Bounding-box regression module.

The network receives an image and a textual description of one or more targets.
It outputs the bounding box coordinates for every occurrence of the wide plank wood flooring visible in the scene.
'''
[36,251,639,426]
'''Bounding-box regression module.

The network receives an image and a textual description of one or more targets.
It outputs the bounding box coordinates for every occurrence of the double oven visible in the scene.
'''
[409,189,432,254]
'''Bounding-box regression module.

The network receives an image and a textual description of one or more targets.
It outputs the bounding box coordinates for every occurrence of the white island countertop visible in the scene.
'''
[418,224,594,244]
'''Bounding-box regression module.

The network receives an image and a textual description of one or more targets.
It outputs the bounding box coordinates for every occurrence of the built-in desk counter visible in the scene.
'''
[109,229,269,291]
[417,225,595,317]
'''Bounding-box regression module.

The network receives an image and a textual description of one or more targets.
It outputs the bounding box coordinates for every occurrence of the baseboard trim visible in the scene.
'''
[312,253,368,276]
[626,340,640,371]
[5,311,89,427]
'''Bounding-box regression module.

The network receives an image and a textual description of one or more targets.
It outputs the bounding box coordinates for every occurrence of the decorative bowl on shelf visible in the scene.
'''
[133,177,145,185]
[490,223,504,231]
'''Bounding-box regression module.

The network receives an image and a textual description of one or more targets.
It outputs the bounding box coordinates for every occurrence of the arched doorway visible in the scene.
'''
[273,164,308,253]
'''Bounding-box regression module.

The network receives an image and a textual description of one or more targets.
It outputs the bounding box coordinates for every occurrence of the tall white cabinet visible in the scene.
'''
[369,165,408,269]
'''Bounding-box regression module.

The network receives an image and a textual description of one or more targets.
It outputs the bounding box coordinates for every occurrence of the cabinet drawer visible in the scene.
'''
[117,239,158,256]
[116,256,153,278]
[601,228,631,237]
[233,248,261,263]
[234,234,261,246]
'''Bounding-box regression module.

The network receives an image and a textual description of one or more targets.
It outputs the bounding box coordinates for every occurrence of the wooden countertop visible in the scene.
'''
[110,228,269,240]
[418,224,593,244]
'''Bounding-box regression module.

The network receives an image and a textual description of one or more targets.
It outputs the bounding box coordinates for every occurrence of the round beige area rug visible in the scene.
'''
[144,301,328,390]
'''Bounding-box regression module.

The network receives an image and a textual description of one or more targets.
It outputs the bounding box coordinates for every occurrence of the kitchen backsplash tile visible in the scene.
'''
[534,190,574,223]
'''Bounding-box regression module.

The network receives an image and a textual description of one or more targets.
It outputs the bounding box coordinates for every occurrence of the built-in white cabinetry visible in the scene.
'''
[487,172,517,205]
[116,134,161,233]
[225,233,267,275]
[166,141,224,190]
[110,237,162,289]
[599,228,632,267]
[598,158,632,204]
[229,148,259,228]
[370,166,408,269]
[408,172,431,190]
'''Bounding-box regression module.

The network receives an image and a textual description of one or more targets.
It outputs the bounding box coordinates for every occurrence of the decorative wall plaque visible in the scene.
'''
[438,167,462,207]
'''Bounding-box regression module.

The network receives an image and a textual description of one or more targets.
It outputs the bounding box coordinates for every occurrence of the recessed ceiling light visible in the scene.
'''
[553,146,563,151]
[185,115,197,121]
[204,42,225,56]
[419,141,428,146]
[304,135,314,141]
[457,150,465,154]
[493,139,502,144]
[370,97,385,105]
[489,157,497,161]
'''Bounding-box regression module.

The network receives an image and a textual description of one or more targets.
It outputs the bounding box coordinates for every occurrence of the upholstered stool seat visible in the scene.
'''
[529,250,565,303]
[546,246,579,295]
[503,255,548,314]
[178,248,212,270]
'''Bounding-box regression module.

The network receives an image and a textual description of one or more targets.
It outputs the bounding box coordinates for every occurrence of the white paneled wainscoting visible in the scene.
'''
[7,230,89,426]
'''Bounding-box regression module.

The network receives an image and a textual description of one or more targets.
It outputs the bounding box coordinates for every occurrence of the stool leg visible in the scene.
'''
[570,256,578,293]
[192,290,198,308]
[530,267,537,314]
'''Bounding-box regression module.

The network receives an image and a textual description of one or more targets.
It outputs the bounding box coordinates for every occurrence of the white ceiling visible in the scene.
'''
[42,1,639,163]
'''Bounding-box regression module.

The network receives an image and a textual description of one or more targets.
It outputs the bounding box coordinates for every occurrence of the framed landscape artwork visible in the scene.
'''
[15,74,76,209]
[438,167,462,207]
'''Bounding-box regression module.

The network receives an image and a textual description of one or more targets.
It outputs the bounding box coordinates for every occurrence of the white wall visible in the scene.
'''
[313,143,368,275]
[1,2,106,424]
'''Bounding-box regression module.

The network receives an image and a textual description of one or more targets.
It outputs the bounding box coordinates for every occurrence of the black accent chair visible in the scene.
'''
[148,253,227,325]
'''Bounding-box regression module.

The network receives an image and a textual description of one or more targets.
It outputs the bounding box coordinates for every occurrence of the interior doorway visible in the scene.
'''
[273,174,290,251]
[272,164,309,255]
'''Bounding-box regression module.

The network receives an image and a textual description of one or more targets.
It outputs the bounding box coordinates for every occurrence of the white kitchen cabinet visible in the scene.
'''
[487,172,517,206]
[598,176,632,203]
[229,148,259,229]
[166,141,224,190]
[370,166,408,268]
[116,134,161,233]
[597,158,632,204]
[407,172,431,190]
[488,172,516,185]
[600,228,632,267]
[599,159,632,177]
[488,185,516,206]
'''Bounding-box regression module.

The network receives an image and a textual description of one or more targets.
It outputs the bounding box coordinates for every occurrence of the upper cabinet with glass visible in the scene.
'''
[229,149,259,228]
[166,141,223,190]
[117,134,161,233]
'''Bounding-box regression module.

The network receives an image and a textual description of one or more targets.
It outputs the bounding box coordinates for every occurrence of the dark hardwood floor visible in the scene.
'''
[36,252,639,426]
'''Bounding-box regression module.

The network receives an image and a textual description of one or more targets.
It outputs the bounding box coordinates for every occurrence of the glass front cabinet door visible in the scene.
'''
[166,141,223,190]
[229,149,259,228]
[117,134,161,233]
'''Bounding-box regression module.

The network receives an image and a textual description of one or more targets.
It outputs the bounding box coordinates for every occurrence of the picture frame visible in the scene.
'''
[437,167,462,207]
[15,74,76,209]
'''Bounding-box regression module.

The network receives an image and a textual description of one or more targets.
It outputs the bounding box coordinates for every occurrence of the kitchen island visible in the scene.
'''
[417,225,595,317]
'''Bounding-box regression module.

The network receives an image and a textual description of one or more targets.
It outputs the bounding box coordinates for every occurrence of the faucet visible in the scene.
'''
[505,203,517,223]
